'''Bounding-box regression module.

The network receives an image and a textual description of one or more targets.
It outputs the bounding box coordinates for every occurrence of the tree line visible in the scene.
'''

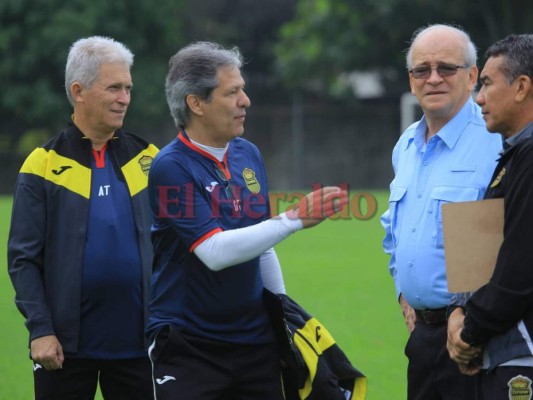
[0,0,530,150]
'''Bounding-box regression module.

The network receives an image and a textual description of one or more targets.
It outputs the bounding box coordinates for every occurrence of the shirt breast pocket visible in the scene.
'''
[388,185,407,247]
[431,186,480,248]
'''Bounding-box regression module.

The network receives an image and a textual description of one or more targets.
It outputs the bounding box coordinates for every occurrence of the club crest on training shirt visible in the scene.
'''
[138,155,153,176]
[490,167,505,188]
[242,168,260,194]
[508,375,532,400]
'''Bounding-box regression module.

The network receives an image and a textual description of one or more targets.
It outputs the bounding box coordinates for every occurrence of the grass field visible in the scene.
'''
[0,191,408,399]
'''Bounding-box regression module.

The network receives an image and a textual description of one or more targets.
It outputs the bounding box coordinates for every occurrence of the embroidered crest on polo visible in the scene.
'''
[490,167,506,188]
[242,168,260,194]
[508,375,532,400]
[138,155,153,176]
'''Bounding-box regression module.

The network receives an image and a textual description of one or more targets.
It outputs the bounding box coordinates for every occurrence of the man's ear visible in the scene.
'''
[186,94,204,117]
[71,82,84,102]
[515,75,532,102]
[467,65,479,93]
[409,74,416,95]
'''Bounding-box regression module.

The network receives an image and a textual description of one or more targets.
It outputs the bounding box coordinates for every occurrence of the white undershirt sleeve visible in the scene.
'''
[260,248,286,294]
[193,211,303,271]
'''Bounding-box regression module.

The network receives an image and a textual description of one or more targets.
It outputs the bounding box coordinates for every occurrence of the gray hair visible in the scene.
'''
[485,34,533,84]
[405,24,477,70]
[165,41,243,129]
[65,36,134,106]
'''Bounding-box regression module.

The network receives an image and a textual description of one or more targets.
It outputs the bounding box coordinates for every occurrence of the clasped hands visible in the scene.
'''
[447,308,483,375]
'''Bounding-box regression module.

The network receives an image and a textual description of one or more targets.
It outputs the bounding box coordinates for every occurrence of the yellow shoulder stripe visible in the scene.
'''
[20,148,48,175]
[20,148,91,198]
[122,144,159,196]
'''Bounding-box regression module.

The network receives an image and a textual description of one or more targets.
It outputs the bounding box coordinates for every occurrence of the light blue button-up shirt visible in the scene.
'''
[381,97,502,309]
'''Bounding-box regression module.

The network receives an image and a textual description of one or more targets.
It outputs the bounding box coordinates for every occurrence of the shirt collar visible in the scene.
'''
[405,97,477,151]
[503,121,533,150]
[177,130,230,177]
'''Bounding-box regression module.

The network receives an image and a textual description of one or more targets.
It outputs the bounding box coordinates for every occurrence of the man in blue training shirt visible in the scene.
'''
[8,36,158,399]
[147,41,347,400]
[380,24,502,399]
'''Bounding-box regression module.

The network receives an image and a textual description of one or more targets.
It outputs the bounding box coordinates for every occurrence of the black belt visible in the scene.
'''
[415,308,447,325]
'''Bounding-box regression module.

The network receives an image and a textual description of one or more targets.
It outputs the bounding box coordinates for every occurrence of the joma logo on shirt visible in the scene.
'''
[52,165,72,175]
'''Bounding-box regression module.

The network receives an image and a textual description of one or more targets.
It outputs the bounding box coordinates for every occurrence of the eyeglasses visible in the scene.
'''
[409,63,469,79]
[214,165,240,199]
[214,166,242,212]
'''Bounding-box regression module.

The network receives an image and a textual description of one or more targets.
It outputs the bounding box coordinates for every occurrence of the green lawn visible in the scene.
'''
[0,191,407,399]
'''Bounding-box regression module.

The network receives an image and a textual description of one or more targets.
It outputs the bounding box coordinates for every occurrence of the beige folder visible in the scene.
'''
[442,198,504,293]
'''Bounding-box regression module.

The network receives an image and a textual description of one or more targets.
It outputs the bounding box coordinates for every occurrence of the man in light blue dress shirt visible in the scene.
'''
[381,24,502,400]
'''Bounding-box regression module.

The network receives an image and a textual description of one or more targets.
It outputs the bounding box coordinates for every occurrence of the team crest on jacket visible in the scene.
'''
[242,168,260,194]
[138,155,153,176]
[508,375,532,400]
[490,167,505,188]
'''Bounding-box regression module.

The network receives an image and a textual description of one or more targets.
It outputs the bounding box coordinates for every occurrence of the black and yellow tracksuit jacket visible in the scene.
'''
[264,290,367,400]
[7,124,158,353]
